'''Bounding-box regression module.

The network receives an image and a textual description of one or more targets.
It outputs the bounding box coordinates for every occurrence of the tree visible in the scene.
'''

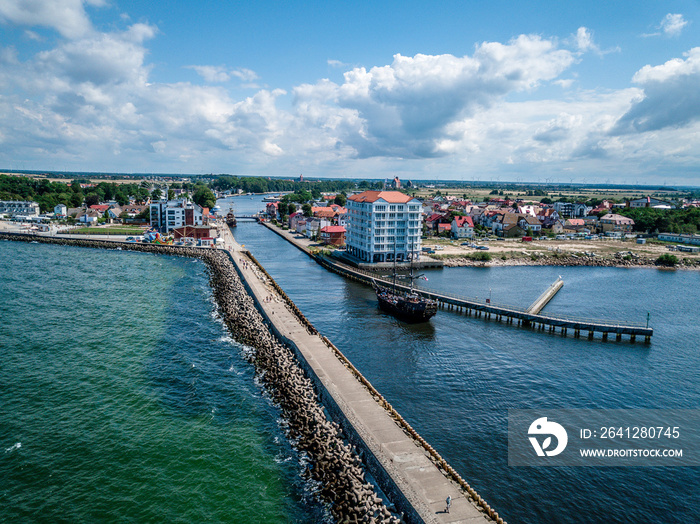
[151,188,162,200]
[302,203,312,217]
[277,201,289,216]
[167,189,175,200]
[334,193,347,206]
[85,193,100,207]
[193,186,216,209]
[288,203,297,214]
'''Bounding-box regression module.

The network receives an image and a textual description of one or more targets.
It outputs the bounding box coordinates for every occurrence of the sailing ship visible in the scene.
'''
[372,251,437,322]
[226,211,237,227]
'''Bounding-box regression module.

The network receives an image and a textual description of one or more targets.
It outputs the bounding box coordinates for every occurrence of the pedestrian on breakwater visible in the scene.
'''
[445,495,451,513]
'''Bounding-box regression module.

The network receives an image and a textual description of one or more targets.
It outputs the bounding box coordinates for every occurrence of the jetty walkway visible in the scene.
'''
[260,222,653,343]
[218,225,499,523]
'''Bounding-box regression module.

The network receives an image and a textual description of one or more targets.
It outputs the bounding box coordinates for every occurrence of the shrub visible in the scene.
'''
[468,252,492,262]
[655,253,678,266]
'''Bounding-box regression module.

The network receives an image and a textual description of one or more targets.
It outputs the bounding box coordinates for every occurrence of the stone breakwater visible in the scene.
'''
[1,234,399,523]
[439,254,700,269]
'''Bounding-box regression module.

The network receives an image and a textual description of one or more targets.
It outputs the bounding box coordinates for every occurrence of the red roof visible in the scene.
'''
[453,216,474,227]
[89,204,110,212]
[320,225,346,233]
[348,190,413,204]
[425,213,444,223]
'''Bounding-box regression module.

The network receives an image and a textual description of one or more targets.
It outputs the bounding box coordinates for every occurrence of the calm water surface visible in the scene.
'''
[228,195,700,524]
[0,240,324,522]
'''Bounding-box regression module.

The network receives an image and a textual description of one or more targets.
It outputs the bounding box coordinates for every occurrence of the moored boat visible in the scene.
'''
[226,211,237,227]
[373,281,437,322]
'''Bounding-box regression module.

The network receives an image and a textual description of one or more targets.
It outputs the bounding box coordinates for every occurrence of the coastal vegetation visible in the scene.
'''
[210,175,356,195]
[617,207,700,234]
[655,253,679,266]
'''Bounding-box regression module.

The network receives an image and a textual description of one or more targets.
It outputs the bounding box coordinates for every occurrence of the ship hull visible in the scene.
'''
[375,288,437,323]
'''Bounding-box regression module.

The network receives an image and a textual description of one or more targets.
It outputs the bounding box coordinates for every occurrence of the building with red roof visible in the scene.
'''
[320,225,346,246]
[346,190,422,263]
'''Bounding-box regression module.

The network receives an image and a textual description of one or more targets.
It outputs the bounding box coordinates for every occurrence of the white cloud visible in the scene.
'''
[188,65,231,83]
[661,13,688,37]
[0,0,106,39]
[294,34,576,159]
[187,65,259,84]
[1,7,699,183]
[575,27,598,53]
[612,48,700,134]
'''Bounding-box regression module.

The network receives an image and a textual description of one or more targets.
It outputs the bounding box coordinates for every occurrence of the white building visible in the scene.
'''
[150,199,205,233]
[0,201,40,217]
[54,204,67,217]
[346,190,422,263]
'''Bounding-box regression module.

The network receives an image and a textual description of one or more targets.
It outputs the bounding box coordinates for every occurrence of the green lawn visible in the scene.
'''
[69,226,147,235]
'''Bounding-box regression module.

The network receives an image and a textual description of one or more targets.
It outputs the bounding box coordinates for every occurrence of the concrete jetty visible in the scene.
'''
[218,225,499,523]
[526,277,564,314]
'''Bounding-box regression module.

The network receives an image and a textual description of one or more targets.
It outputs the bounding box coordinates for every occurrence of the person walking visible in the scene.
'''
[445,495,452,513]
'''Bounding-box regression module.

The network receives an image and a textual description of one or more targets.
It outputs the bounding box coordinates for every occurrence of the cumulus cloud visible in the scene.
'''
[612,48,700,134]
[294,34,576,158]
[0,0,106,39]
[1,5,698,182]
[661,13,688,36]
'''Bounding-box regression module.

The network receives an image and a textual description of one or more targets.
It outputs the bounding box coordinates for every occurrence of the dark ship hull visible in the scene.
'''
[226,212,237,227]
[374,285,437,323]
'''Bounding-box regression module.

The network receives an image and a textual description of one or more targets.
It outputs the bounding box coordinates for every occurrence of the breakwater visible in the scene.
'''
[0,233,399,522]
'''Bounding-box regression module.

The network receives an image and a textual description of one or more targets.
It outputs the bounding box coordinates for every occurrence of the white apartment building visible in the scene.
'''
[150,199,204,233]
[0,200,40,216]
[346,191,422,263]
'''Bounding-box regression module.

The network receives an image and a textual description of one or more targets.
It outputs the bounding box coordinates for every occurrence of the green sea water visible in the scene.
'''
[0,241,323,522]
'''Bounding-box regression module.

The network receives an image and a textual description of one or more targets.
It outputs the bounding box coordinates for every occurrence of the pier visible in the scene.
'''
[218,225,501,523]
[526,277,564,314]
[260,222,653,343]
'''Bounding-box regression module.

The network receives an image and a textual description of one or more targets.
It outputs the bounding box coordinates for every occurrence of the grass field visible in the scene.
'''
[69,226,147,235]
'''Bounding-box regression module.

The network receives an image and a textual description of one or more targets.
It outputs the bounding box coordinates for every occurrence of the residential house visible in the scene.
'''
[629,197,673,208]
[320,225,346,246]
[437,223,452,235]
[54,204,67,217]
[518,215,542,235]
[599,213,635,233]
[451,215,474,239]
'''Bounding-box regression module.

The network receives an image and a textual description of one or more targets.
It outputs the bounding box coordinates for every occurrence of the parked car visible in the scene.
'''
[477,245,490,250]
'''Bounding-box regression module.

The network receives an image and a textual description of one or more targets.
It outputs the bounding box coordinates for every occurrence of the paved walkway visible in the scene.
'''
[218,225,489,524]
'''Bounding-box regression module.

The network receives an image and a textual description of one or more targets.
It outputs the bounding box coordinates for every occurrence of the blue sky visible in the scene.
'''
[1,1,699,185]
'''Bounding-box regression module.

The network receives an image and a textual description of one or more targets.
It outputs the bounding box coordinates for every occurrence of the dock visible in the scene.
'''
[218,225,499,523]
[526,277,564,314]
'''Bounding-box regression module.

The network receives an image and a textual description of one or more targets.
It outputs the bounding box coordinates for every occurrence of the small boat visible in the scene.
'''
[226,211,237,227]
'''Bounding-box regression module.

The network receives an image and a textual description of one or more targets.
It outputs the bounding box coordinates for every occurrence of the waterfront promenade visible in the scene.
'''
[218,225,496,523]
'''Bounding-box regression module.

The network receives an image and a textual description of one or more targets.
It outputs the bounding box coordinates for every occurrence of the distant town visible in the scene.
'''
[1,171,699,267]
